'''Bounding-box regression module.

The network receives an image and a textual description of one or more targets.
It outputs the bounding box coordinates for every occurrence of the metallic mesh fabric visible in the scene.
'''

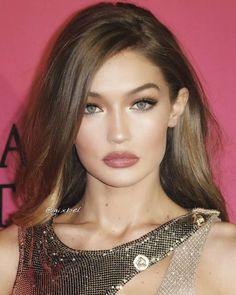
[12,208,221,294]
[157,208,220,294]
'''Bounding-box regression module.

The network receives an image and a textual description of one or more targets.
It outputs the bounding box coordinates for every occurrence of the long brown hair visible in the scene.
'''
[12,1,228,226]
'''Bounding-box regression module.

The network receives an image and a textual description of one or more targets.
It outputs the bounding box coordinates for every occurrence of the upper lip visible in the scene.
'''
[103,151,139,161]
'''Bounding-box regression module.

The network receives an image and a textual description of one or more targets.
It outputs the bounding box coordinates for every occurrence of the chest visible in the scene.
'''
[13,210,220,295]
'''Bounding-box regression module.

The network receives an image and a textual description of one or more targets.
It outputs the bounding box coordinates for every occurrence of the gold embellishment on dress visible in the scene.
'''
[192,214,205,227]
[133,254,150,271]
[12,208,221,295]
[191,208,220,227]
[192,208,220,216]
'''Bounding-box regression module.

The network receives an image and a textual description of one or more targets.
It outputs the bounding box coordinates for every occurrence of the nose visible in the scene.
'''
[107,108,130,144]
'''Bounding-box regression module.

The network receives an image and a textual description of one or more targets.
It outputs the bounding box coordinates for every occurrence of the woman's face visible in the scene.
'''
[75,50,188,187]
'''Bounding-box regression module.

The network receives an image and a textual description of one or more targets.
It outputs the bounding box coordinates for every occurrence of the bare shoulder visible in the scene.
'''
[0,224,20,295]
[196,220,236,295]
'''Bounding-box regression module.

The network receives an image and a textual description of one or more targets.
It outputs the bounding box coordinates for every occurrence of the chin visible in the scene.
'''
[88,170,146,188]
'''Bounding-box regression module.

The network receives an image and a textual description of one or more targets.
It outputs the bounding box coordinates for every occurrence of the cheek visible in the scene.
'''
[75,119,104,160]
[131,112,169,157]
[140,127,167,167]
[75,107,170,165]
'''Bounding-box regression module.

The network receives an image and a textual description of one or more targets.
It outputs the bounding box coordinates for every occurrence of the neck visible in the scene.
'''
[71,171,185,233]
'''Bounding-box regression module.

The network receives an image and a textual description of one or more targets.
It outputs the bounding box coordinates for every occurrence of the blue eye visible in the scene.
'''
[131,98,158,111]
[84,103,101,114]
[84,98,158,115]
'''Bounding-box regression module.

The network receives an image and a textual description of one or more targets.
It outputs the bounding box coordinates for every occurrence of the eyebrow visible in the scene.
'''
[88,83,160,98]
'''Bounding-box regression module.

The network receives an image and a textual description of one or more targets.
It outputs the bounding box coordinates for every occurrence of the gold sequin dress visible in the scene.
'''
[12,208,221,294]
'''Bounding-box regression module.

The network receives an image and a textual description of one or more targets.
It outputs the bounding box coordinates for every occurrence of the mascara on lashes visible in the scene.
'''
[84,98,158,115]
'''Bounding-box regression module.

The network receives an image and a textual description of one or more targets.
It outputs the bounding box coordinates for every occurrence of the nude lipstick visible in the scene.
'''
[103,151,139,168]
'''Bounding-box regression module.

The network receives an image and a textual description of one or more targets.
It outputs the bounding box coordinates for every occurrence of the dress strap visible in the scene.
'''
[157,209,221,295]
[12,225,33,294]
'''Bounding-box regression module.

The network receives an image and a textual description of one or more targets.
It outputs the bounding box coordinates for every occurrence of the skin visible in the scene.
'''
[0,49,236,294]
[71,49,189,239]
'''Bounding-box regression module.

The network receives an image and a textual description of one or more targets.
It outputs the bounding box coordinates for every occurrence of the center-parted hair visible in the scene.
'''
[13,2,228,226]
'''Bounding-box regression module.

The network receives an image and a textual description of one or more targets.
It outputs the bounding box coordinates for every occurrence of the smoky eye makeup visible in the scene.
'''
[131,97,158,111]
[84,97,158,115]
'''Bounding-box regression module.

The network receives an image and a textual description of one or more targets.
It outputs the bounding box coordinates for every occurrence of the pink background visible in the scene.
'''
[0,0,235,225]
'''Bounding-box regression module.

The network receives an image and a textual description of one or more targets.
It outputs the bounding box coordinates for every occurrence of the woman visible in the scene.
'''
[0,2,236,294]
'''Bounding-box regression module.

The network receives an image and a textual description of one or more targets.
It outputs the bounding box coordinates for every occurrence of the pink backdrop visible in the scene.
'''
[0,0,235,226]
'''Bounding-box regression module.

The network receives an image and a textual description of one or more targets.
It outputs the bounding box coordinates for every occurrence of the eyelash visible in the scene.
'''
[84,98,158,115]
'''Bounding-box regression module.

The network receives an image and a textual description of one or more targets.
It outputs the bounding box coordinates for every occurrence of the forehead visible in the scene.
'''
[89,50,168,94]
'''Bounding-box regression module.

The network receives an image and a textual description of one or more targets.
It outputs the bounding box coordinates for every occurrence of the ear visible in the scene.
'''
[168,87,189,128]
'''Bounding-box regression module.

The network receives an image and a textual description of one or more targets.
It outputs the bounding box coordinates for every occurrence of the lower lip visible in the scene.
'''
[103,158,139,168]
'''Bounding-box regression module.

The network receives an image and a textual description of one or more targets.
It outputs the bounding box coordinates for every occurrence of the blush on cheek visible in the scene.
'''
[150,128,168,165]
[75,136,100,169]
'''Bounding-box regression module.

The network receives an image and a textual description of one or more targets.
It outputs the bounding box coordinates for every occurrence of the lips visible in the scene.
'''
[103,151,139,168]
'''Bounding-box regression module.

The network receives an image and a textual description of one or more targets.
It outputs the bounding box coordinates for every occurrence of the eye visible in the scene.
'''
[131,98,158,111]
[84,103,102,115]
